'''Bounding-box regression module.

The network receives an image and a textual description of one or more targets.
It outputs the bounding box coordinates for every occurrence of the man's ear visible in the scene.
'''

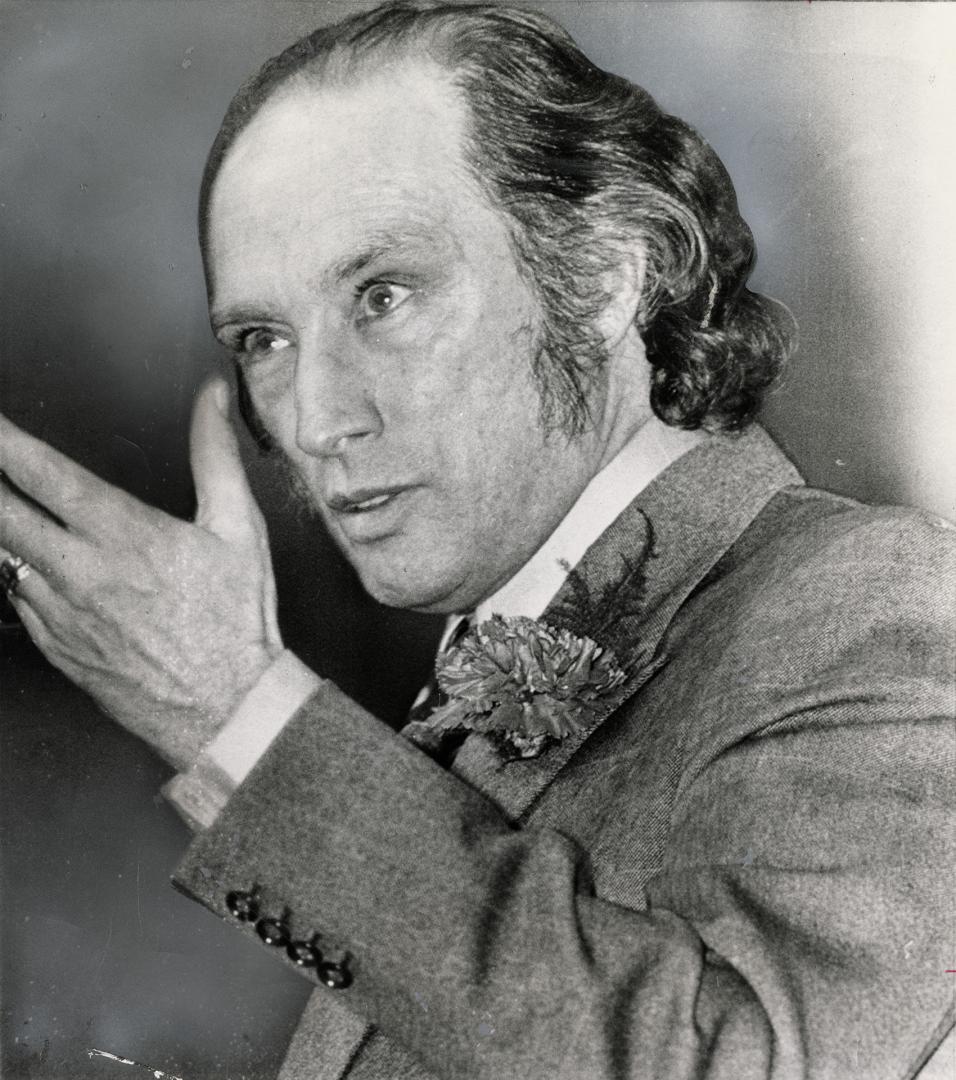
[596,251,647,350]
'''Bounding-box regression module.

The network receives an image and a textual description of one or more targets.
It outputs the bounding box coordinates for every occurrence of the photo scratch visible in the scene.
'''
[92,916,113,980]
[135,858,143,937]
[88,1047,185,1079]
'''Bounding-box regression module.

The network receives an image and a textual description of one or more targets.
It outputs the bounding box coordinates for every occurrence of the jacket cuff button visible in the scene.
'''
[286,935,323,968]
[225,888,260,922]
[256,911,291,948]
[318,959,352,990]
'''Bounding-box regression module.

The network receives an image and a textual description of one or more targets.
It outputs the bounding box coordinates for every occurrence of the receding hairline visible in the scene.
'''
[199,44,473,264]
[201,54,507,316]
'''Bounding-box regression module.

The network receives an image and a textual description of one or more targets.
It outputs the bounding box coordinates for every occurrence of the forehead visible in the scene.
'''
[207,62,491,276]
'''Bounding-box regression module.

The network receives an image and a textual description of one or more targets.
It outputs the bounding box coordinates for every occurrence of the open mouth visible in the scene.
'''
[326,488,404,515]
[346,492,393,513]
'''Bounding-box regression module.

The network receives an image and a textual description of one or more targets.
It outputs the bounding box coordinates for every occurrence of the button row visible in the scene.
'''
[226,888,352,989]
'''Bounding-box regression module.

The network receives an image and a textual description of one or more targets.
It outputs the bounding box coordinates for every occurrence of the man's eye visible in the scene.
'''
[358,282,411,320]
[237,328,292,359]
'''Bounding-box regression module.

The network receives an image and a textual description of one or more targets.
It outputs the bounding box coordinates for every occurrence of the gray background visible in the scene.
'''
[1,2,953,1078]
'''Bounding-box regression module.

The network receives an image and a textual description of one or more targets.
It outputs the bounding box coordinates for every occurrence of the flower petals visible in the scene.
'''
[427,615,628,754]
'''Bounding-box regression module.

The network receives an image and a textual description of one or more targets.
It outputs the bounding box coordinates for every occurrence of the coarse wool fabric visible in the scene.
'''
[172,427,955,1080]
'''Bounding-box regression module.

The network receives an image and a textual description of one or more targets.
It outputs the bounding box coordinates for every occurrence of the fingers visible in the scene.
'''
[0,542,57,632]
[190,378,267,547]
[0,479,89,585]
[0,550,32,614]
[0,413,140,538]
[5,591,50,650]
[2,559,75,680]
[1,553,55,611]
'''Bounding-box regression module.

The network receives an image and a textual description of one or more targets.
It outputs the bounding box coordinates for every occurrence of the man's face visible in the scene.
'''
[207,64,614,613]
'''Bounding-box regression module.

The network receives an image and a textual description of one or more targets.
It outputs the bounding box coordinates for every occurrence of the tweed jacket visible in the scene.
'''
[172,428,955,1080]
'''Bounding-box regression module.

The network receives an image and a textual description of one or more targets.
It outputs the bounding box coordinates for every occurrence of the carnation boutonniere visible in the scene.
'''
[406,614,628,761]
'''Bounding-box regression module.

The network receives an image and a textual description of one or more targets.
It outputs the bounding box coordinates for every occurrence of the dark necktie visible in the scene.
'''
[405,615,471,725]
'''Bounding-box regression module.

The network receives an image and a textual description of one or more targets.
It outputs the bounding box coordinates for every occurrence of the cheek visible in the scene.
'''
[241,364,296,441]
[393,317,538,432]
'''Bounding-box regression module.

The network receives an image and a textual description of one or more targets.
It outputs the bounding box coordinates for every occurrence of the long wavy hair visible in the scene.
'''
[200,1,795,436]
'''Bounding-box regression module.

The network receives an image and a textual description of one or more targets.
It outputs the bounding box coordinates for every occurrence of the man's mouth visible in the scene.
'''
[325,487,406,515]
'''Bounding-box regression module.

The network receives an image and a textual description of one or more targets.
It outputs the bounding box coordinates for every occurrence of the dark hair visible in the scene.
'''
[200,0,795,435]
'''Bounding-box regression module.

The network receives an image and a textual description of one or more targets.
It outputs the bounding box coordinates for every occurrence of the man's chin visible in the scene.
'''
[353,562,470,615]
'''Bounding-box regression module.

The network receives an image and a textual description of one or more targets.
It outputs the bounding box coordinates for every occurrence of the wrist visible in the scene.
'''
[164,650,323,828]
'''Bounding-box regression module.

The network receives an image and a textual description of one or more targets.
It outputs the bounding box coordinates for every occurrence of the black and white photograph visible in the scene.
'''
[1,2,954,1078]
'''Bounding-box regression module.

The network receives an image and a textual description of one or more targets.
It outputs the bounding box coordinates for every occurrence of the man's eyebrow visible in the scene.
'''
[326,244,392,284]
[324,228,436,284]
[209,305,285,332]
[209,225,450,329]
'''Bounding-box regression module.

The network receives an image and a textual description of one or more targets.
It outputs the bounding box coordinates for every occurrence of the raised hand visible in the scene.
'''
[0,379,283,769]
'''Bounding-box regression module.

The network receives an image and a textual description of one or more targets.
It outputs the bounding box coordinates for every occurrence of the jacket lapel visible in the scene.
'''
[450,426,801,823]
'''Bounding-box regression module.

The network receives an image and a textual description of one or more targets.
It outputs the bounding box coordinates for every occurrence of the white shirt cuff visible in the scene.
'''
[162,650,323,830]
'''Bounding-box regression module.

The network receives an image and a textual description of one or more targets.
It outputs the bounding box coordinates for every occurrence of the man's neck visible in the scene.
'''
[436,417,707,650]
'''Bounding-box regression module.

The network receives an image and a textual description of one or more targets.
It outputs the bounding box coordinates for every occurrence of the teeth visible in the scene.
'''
[352,493,392,511]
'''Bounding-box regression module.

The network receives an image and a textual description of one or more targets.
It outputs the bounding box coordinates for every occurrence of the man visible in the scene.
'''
[0,2,952,1077]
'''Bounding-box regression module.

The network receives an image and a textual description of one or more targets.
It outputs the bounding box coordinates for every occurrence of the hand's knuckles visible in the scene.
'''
[5,543,77,587]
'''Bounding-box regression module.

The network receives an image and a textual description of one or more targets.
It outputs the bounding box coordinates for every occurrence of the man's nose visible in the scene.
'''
[292,339,383,458]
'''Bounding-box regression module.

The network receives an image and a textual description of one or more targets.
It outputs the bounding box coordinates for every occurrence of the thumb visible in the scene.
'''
[190,377,266,546]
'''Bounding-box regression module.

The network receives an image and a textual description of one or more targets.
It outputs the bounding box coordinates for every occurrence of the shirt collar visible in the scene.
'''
[436,416,707,649]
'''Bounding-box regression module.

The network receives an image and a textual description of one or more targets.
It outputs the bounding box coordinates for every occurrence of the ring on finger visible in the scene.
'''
[0,555,32,596]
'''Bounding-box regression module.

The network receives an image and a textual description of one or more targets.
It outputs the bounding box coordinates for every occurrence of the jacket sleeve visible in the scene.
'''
[170,515,955,1080]
[163,650,324,831]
